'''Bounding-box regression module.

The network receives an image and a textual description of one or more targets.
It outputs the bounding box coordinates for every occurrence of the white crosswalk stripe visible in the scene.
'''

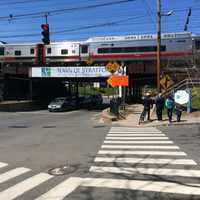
[0,167,31,184]
[106,136,169,140]
[0,162,8,168]
[90,166,200,177]
[88,126,200,197]
[0,173,53,200]
[104,140,174,144]
[94,157,197,165]
[35,177,83,200]
[107,133,165,136]
[101,145,180,149]
[98,150,187,156]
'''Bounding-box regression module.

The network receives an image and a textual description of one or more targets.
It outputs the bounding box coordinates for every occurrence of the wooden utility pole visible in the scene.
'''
[157,0,161,92]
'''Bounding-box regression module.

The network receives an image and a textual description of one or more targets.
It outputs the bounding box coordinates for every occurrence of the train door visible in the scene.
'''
[80,44,89,61]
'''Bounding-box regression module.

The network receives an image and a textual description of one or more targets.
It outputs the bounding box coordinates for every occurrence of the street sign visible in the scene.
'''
[160,74,174,89]
[105,61,120,74]
[174,90,189,105]
[107,75,129,87]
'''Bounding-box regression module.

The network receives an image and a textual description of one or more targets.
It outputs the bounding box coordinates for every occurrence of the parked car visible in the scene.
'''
[48,97,77,112]
[81,94,103,108]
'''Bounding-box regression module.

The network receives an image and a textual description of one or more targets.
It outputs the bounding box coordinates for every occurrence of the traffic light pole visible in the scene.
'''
[157,0,161,92]
[45,13,48,24]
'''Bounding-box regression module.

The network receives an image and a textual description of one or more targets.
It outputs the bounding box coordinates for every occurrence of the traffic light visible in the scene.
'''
[41,24,50,45]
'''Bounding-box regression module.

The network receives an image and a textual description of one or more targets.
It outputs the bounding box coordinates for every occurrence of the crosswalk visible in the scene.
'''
[88,126,200,196]
[0,126,200,199]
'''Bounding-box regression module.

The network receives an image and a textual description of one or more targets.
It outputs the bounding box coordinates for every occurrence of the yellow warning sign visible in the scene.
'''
[160,74,174,89]
[105,61,120,74]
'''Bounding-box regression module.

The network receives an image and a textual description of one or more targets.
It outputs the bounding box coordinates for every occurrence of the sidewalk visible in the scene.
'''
[100,104,200,127]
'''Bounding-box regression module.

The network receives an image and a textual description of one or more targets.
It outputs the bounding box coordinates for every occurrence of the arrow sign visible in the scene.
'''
[107,75,129,87]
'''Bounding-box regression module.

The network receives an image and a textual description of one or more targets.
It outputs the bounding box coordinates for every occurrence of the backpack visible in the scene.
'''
[165,98,174,109]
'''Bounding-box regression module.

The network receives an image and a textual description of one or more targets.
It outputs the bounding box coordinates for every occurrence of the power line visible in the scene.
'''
[142,0,156,25]
[0,0,49,6]
[0,15,145,39]
[0,0,135,21]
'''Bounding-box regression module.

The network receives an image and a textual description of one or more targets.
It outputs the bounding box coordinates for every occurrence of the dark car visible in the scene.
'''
[81,94,103,108]
[48,97,77,112]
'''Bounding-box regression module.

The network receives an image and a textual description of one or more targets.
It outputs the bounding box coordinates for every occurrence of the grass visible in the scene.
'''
[192,87,200,110]
[78,86,116,96]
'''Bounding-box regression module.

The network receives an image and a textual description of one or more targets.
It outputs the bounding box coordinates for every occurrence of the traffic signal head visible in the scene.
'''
[41,24,50,45]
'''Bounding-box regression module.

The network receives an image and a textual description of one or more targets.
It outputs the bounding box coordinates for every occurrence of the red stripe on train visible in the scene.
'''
[91,51,193,59]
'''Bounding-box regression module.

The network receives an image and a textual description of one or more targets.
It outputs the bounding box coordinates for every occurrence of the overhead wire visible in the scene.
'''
[0,0,136,21]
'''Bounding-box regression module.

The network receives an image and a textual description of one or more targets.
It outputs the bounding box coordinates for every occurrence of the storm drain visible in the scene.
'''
[48,165,75,176]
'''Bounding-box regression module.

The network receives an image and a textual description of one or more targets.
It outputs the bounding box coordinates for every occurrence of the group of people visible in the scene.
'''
[141,92,183,123]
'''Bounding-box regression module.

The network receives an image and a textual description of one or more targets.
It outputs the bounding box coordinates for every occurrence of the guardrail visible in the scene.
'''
[162,78,200,97]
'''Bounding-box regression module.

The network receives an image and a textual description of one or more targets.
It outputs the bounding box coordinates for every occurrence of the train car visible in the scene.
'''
[80,32,193,62]
[0,41,81,65]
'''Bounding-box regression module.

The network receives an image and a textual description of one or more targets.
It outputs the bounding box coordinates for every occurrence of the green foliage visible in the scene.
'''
[192,87,200,110]
[78,86,116,96]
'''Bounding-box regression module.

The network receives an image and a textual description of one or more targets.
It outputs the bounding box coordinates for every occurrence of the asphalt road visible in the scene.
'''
[0,109,109,199]
[0,110,199,200]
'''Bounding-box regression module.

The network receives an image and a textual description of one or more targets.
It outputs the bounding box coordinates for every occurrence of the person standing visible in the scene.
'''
[175,103,183,122]
[165,96,175,122]
[155,93,165,121]
[142,92,153,121]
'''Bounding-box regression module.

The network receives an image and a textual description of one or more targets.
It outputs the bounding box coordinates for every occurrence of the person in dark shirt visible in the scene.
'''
[175,103,183,122]
[142,92,153,121]
[155,93,165,121]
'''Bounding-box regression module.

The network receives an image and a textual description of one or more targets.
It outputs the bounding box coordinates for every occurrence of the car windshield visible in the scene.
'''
[51,97,66,103]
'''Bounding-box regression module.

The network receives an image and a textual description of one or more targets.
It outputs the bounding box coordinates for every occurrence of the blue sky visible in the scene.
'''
[0,0,200,43]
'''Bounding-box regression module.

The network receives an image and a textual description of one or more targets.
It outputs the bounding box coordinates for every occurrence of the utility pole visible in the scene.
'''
[157,0,161,92]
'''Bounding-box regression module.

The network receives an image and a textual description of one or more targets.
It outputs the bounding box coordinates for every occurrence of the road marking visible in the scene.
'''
[101,145,180,149]
[94,157,197,165]
[0,173,53,200]
[35,177,83,200]
[105,137,169,140]
[107,134,165,136]
[81,177,200,195]
[0,167,31,184]
[109,131,162,134]
[0,162,8,168]
[110,127,160,131]
[104,140,174,144]
[90,166,200,177]
[98,150,187,156]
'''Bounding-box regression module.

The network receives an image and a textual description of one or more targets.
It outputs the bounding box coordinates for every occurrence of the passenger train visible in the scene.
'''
[0,32,199,66]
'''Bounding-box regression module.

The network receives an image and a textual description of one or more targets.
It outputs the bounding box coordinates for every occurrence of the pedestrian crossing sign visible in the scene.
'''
[160,75,174,89]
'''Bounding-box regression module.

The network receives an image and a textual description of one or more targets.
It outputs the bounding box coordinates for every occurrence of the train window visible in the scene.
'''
[176,40,186,43]
[15,50,21,56]
[30,48,34,54]
[0,47,4,55]
[47,48,51,54]
[98,46,166,54]
[81,45,88,54]
[72,50,76,54]
[195,40,200,50]
[61,49,68,54]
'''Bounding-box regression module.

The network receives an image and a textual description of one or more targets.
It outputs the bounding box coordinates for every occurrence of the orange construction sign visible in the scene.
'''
[107,75,129,87]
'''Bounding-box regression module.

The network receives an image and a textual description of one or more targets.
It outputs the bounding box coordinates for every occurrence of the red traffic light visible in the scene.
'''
[41,24,50,45]
[41,24,49,31]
